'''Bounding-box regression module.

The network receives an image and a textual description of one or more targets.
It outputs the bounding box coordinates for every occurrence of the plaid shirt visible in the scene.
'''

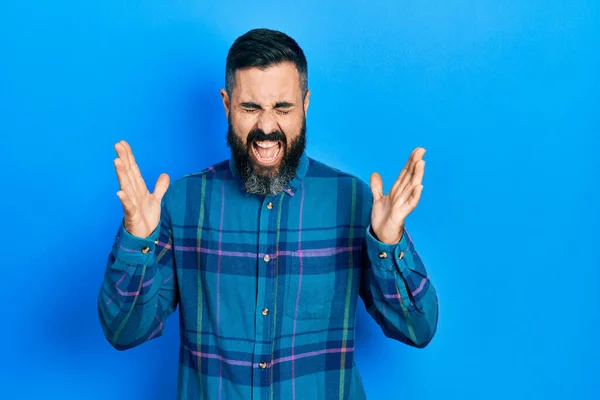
[98,151,438,399]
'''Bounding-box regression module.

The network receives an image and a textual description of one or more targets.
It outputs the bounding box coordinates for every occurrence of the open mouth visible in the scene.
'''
[252,140,283,167]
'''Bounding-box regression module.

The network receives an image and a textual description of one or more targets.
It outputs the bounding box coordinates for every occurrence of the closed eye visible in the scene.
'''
[238,101,294,115]
[274,102,294,115]
[239,102,261,113]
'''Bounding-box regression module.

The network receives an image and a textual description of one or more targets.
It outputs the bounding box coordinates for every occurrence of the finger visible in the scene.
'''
[120,140,148,195]
[397,160,425,204]
[369,172,384,202]
[152,173,170,202]
[390,148,418,193]
[397,148,425,195]
[413,159,425,186]
[116,140,133,167]
[114,157,137,203]
[407,184,423,209]
[394,184,423,218]
[115,141,139,197]
[116,189,137,216]
[391,147,422,194]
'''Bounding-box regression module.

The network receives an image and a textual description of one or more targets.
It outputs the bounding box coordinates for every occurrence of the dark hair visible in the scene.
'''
[225,28,308,98]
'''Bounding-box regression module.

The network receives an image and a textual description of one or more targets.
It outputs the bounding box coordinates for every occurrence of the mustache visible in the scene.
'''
[247,129,287,146]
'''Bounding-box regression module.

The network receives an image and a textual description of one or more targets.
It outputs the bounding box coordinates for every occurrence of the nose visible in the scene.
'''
[256,109,279,134]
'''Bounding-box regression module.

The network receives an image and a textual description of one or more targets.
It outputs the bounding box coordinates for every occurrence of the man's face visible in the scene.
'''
[221,62,310,196]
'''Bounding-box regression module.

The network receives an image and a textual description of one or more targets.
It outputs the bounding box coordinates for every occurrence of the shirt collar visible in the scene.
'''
[229,151,309,197]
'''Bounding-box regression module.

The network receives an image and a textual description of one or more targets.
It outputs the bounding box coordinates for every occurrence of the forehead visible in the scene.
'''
[233,62,302,102]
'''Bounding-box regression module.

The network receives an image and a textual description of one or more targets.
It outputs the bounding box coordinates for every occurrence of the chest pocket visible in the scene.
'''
[284,253,348,320]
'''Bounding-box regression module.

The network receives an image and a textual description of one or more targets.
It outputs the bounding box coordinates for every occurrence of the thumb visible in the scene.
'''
[369,172,384,202]
[152,173,170,202]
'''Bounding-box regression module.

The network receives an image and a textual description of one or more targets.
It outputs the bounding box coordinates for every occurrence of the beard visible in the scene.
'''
[226,118,306,196]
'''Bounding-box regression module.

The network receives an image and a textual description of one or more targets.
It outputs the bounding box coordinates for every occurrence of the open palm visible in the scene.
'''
[114,140,170,238]
[370,147,425,244]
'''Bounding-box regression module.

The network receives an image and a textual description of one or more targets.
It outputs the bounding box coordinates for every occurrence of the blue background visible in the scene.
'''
[1,1,598,399]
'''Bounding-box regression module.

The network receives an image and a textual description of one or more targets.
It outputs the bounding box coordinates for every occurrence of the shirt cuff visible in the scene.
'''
[365,225,412,273]
[111,220,161,266]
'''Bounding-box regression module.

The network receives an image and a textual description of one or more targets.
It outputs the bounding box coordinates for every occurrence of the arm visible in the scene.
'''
[97,197,178,351]
[359,225,438,348]
[361,146,438,347]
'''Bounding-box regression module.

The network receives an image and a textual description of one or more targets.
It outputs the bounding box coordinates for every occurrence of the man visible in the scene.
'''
[98,28,438,399]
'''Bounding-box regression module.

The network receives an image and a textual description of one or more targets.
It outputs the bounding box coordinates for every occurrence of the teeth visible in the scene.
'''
[255,141,278,149]
[253,145,281,162]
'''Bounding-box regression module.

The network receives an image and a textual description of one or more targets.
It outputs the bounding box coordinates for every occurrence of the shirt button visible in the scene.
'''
[266,202,273,210]
[379,251,387,259]
[141,246,150,254]
[259,361,267,369]
[154,239,159,245]
[263,254,270,262]
[262,308,269,316]
[398,251,405,260]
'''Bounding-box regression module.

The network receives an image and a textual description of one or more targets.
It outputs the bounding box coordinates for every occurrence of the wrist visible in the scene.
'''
[371,223,404,245]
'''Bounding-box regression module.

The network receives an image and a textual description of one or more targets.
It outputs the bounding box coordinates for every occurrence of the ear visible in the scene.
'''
[220,88,231,118]
[303,89,311,114]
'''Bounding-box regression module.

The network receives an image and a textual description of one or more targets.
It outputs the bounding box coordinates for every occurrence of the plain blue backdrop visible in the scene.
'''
[1,1,598,399]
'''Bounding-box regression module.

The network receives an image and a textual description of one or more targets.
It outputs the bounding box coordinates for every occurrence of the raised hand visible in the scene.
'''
[113,140,170,238]
[369,147,425,244]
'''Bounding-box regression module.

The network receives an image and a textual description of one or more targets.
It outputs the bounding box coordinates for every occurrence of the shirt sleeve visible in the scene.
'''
[97,193,178,350]
[359,224,439,348]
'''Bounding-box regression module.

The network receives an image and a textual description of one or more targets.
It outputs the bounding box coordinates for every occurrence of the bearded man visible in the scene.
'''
[98,28,438,400]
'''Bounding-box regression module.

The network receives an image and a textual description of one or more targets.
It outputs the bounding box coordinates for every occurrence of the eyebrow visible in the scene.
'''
[239,102,261,109]
[239,101,295,109]
[274,102,294,108]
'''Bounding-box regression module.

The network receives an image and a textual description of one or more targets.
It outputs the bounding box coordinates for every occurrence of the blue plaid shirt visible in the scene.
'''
[98,151,438,399]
